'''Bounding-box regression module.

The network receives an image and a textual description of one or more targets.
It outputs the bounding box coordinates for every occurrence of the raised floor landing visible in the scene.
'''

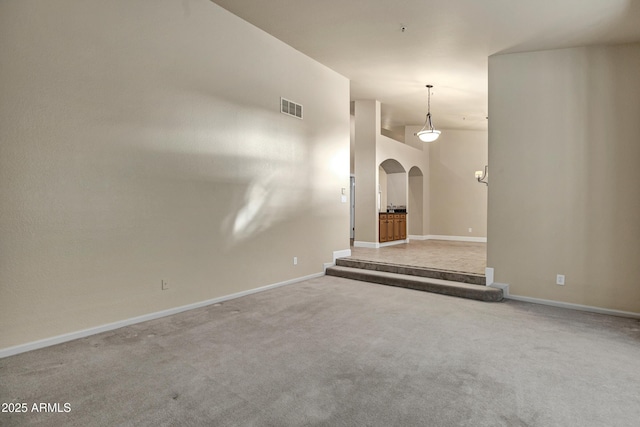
[349,239,486,276]
[332,241,498,302]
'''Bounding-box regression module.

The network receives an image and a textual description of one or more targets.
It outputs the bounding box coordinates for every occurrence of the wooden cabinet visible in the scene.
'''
[379,214,387,242]
[397,214,406,240]
[393,214,401,240]
[379,213,393,242]
[379,213,406,243]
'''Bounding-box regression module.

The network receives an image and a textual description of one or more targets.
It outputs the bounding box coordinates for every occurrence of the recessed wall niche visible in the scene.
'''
[379,159,406,212]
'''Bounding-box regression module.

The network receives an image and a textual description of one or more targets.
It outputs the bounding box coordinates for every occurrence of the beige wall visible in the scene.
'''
[378,131,428,241]
[0,0,350,349]
[408,168,424,236]
[355,108,487,244]
[353,102,430,244]
[386,173,407,208]
[488,44,640,313]
[354,100,379,243]
[378,166,387,211]
[428,130,488,238]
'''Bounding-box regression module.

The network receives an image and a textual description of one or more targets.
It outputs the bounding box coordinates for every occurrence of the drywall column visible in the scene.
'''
[408,167,424,236]
[354,100,379,245]
[488,44,640,313]
[405,126,431,238]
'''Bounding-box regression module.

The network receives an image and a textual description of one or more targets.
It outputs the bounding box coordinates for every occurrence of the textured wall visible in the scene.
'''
[428,130,488,238]
[488,44,640,312]
[0,0,350,349]
[354,100,379,243]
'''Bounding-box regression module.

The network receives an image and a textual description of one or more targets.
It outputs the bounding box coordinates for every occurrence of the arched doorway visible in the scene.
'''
[379,159,406,213]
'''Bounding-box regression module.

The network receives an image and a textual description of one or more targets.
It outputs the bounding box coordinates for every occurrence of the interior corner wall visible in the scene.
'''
[0,0,350,349]
[408,169,424,236]
[379,167,388,211]
[350,113,356,175]
[428,130,488,238]
[488,44,640,313]
[406,127,431,237]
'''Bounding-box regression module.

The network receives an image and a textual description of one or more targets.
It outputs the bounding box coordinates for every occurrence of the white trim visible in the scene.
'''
[333,249,351,262]
[358,236,487,247]
[379,239,408,247]
[506,294,640,319]
[354,241,379,248]
[408,235,429,240]
[353,240,410,248]
[489,282,509,297]
[0,272,325,359]
[427,235,487,243]
[485,267,495,287]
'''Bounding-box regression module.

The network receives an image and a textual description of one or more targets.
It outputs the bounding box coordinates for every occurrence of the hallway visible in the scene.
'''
[348,240,486,275]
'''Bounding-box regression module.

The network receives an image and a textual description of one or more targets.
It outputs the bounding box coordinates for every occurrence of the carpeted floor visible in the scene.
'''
[1,275,639,426]
[350,240,487,275]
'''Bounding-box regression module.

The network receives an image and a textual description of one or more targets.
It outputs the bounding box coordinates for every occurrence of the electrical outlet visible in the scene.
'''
[293,257,298,265]
[556,274,565,286]
[161,280,169,290]
[468,228,472,233]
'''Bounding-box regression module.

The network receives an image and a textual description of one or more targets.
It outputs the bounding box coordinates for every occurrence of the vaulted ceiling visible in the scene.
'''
[211,0,640,131]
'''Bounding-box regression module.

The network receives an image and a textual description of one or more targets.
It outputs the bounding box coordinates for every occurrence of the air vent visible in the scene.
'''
[281,98,303,119]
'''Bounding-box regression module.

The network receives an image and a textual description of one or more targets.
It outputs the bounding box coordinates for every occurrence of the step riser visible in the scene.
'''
[336,259,486,286]
[326,267,502,303]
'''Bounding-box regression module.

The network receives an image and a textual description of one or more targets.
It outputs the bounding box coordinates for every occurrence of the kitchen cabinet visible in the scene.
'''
[379,213,406,243]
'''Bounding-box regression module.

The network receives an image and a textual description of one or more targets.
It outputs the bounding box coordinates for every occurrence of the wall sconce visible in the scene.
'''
[475,165,488,186]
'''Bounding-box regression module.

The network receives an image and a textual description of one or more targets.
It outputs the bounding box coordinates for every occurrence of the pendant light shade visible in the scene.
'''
[417,128,441,142]
[415,85,441,142]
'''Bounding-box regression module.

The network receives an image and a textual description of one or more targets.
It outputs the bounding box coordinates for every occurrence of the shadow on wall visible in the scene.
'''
[494,0,633,55]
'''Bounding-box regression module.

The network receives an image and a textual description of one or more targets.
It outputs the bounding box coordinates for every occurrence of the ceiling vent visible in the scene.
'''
[281,98,303,119]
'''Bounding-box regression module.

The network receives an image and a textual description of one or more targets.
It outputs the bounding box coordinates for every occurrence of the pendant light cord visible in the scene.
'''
[415,84,441,142]
[426,85,434,131]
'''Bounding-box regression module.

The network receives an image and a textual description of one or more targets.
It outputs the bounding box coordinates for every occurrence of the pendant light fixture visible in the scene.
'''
[416,84,441,142]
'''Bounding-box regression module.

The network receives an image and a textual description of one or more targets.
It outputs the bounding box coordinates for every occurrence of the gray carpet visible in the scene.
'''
[1,275,640,426]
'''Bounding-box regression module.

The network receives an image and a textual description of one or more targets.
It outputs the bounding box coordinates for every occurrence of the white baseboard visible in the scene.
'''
[489,282,509,297]
[0,271,325,359]
[353,240,409,248]
[408,235,429,240]
[379,239,408,247]
[353,241,379,248]
[333,248,351,262]
[506,294,640,319]
[356,236,485,246]
[427,235,487,243]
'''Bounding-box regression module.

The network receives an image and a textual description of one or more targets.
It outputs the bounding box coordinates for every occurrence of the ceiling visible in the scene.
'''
[211,0,640,131]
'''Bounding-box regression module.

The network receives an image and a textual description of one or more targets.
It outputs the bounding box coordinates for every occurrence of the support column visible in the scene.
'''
[354,100,379,246]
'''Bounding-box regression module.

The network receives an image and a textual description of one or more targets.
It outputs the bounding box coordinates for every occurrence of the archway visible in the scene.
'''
[379,159,406,213]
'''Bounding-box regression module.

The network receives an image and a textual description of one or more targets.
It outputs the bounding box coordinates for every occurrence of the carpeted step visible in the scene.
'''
[336,258,486,286]
[326,265,502,302]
